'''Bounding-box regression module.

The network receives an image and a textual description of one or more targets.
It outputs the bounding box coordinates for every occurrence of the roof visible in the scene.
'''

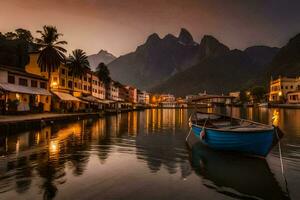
[189,95,235,102]
[287,90,300,95]
[0,65,48,81]
[80,96,109,104]
[0,83,51,96]
[52,91,81,101]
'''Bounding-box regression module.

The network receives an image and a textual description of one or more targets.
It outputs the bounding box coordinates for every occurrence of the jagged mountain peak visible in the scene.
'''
[198,35,230,59]
[163,34,177,41]
[178,28,194,45]
[146,33,161,44]
[87,50,116,71]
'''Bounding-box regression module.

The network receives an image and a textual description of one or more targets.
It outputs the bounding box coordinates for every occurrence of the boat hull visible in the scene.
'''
[191,125,275,157]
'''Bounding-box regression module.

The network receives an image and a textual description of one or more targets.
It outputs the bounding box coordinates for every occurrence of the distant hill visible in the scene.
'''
[87,50,116,71]
[267,33,300,78]
[151,42,279,96]
[108,28,204,89]
[151,49,261,96]
[244,46,279,68]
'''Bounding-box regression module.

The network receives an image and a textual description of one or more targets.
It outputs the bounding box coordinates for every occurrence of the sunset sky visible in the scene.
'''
[1,0,300,56]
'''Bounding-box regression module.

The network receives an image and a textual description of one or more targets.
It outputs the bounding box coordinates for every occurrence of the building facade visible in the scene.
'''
[106,81,120,101]
[25,52,107,111]
[287,91,300,104]
[137,90,150,105]
[269,76,300,102]
[125,86,137,104]
[0,66,51,112]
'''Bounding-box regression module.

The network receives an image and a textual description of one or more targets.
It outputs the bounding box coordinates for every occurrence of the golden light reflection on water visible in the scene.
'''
[0,109,300,200]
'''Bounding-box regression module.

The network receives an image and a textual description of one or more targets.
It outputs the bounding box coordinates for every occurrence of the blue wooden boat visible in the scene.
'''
[188,112,281,157]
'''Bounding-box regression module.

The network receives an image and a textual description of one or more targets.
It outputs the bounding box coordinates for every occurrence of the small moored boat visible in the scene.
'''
[188,111,281,157]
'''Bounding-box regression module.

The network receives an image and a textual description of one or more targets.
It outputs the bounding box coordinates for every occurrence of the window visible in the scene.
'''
[68,70,72,76]
[291,85,293,89]
[285,86,288,89]
[8,75,15,84]
[19,78,28,86]
[31,80,38,87]
[40,82,47,89]
[61,69,66,75]
[68,81,73,89]
[84,85,87,91]
[74,82,77,88]
[88,78,91,83]
[61,79,65,87]
[84,76,87,81]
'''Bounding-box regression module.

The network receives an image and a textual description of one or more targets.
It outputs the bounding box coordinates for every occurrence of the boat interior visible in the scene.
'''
[190,112,273,132]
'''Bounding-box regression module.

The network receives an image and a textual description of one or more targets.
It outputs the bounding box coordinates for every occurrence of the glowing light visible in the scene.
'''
[16,93,20,100]
[272,110,279,126]
[51,81,58,87]
[49,140,58,154]
[278,91,282,96]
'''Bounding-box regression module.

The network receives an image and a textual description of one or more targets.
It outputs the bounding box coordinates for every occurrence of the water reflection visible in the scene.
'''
[190,142,289,200]
[0,108,299,199]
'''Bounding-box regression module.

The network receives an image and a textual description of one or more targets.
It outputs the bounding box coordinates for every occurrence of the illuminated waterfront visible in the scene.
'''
[0,108,299,199]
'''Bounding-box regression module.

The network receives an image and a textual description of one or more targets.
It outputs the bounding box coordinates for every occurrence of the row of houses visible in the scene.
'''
[227,76,300,105]
[0,52,153,113]
[269,76,300,104]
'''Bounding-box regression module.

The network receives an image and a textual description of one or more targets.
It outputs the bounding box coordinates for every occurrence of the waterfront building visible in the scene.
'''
[26,52,107,111]
[125,85,138,104]
[0,65,51,112]
[91,73,106,100]
[229,91,240,99]
[176,97,188,108]
[137,90,150,105]
[106,81,120,101]
[269,76,300,102]
[287,91,300,104]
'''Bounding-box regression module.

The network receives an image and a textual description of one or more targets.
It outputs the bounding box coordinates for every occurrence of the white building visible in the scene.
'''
[137,91,150,104]
[92,74,106,100]
[107,81,119,101]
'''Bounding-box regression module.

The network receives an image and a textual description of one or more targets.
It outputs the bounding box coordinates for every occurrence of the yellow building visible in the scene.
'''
[269,76,300,102]
[25,52,107,112]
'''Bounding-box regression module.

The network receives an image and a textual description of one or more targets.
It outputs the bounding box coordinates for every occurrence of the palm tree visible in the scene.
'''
[66,49,90,91]
[35,25,67,83]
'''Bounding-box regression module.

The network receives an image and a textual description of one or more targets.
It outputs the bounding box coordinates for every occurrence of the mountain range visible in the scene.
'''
[87,50,116,71]
[107,28,283,96]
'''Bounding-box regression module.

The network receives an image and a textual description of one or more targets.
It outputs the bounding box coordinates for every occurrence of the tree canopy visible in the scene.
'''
[35,25,67,79]
[95,62,111,85]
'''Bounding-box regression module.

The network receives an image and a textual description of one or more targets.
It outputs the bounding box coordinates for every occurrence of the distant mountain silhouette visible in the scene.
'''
[244,46,279,68]
[87,50,116,71]
[151,37,280,96]
[267,33,300,78]
[151,49,261,96]
[108,28,203,89]
[107,28,279,95]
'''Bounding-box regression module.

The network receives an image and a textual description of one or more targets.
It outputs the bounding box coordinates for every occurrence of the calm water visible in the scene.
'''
[0,108,299,200]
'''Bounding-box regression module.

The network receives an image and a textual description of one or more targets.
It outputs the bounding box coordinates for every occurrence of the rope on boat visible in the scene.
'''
[186,113,194,142]
[274,127,290,198]
[186,127,192,142]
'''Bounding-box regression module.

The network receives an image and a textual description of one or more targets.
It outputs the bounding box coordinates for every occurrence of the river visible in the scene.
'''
[0,108,299,200]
